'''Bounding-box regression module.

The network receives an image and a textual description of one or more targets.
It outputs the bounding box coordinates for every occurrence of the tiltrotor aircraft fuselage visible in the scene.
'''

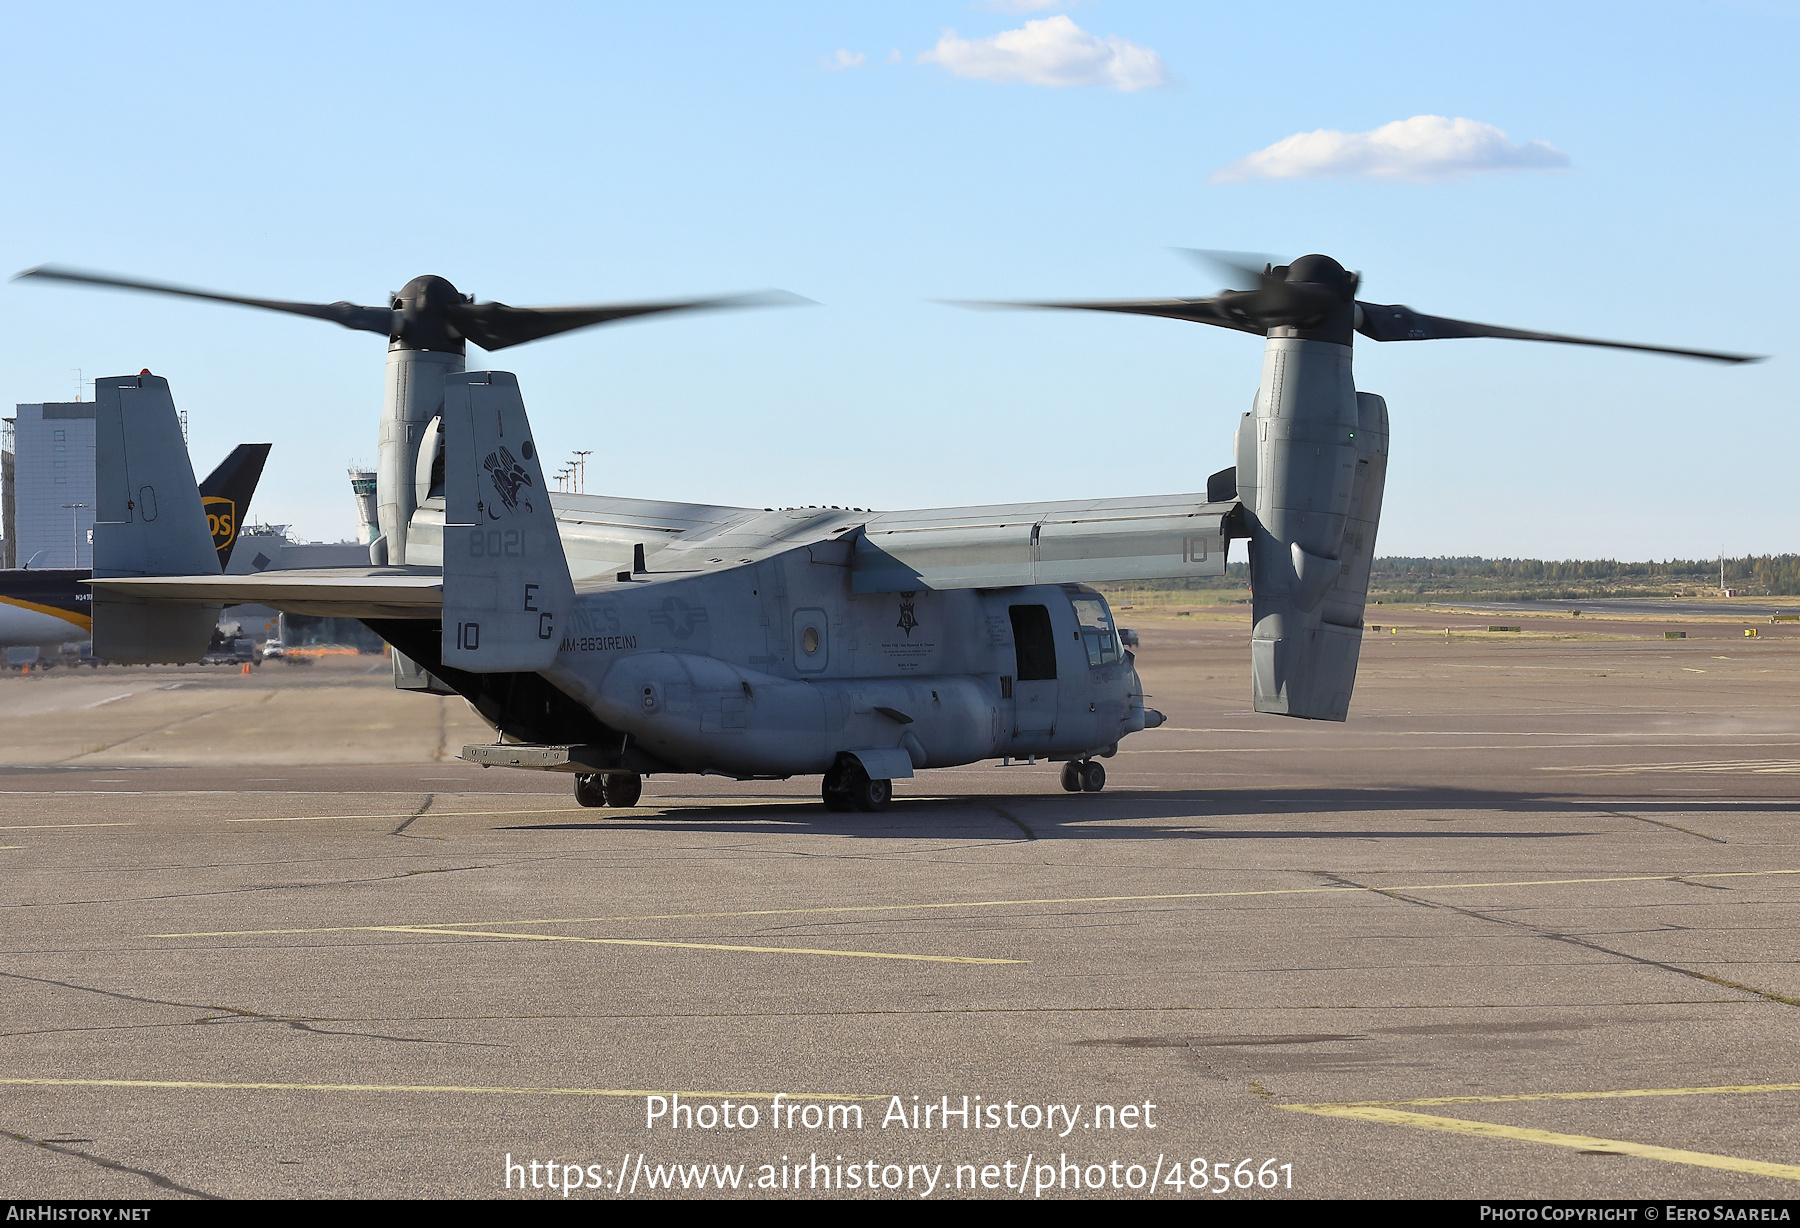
[19,255,1755,810]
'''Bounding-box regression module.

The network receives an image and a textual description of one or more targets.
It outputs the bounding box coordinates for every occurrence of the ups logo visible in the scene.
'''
[203,496,237,555]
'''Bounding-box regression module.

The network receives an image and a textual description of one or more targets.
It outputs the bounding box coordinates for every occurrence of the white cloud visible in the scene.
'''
[918,15,1168,92]
[822,49,866,71]
[887,48,902,64]
[1214,115,1570,183]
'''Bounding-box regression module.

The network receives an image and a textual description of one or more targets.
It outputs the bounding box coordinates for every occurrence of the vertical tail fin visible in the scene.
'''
[440,371,575,673]
[91,374,221,662]
[197,443,271,568]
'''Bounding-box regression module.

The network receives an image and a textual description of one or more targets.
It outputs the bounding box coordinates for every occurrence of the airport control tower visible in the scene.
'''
[349,468,378,547]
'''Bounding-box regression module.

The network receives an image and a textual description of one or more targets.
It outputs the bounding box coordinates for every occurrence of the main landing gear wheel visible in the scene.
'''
[849,775,892,812]
[821,762,855,812]
[1080,760,1106,793]
[574,774,606,808]
[602,772,643,808]
[1061,762,1083,793]
[822,760,892,813]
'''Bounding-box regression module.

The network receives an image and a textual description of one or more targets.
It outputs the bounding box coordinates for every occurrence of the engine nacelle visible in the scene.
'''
[1234,336,1389,721]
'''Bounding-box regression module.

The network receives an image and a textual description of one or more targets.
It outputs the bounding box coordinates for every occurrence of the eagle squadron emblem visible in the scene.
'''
[482,445,534,518]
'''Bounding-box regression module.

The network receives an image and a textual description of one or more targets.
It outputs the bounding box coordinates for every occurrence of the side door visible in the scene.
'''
[1008,603,1058,743]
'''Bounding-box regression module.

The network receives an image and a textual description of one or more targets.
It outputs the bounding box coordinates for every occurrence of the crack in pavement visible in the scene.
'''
[1602,808,1728,845]
[0,971,500,1048]
[986,802,1036,841]
[0,970,264,1018]
[5,1129,219,1199]
[392,794,434,838]
[272,1020,503,1048]
[55,693,266,767]
[0,971,501,1047]
[1322,872,1800,1008]
[7,862,503,909]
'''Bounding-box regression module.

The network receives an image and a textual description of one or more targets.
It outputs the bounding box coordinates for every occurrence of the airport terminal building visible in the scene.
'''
[2,401,96,569]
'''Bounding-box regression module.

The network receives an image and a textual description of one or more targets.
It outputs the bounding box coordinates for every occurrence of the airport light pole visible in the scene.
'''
[572,450,591,495]
[61,503,87,569]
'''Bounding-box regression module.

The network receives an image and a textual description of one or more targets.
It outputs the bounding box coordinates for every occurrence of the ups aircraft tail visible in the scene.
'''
[197,443,271,568]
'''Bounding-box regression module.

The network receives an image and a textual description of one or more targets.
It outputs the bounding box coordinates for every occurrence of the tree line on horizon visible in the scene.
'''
[1170,555,1800,597]
[1373,556,1800,594]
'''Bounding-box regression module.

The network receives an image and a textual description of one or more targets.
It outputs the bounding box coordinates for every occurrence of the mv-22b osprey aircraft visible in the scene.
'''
[21,255,1754,810]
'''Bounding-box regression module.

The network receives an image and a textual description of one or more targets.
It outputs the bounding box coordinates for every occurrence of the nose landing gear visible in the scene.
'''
[1060,760,1106,793]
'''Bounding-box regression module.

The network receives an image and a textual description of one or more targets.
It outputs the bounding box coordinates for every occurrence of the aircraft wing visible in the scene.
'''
[550,493,766,580]
[86,568,443,619]
[407,492,767,578]
[549,492,762,535]
[851,493,1240,593]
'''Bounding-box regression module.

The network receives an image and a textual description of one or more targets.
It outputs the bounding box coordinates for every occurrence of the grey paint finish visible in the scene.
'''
[1238,338,1388,722]
[408,489,1234,593]
[90,375,220,663]
[537,566,1139,777]
[91,568,443,620]
[90,371,1157,782]
[853,495,1231,592]
[440,371,575,674]
[379,347,464,565]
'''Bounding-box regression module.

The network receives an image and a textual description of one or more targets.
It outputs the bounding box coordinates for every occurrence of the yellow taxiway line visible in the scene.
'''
[1311,1082,1800,1109]
[219,799,824,824]
[1282,1103,1800,1182]
[149,867,1800,940]
[0,822,137,831]
[224,807,592,824]
[375,925,1024,965]
[0,1076,884,1101]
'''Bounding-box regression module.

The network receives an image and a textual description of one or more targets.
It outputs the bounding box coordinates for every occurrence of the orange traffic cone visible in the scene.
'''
[241,662,252,675]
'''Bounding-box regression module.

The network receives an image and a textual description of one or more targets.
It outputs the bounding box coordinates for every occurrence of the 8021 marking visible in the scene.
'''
[469,528,526,558]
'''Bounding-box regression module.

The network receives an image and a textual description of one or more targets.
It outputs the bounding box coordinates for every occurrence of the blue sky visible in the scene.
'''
[0,1,1792,559]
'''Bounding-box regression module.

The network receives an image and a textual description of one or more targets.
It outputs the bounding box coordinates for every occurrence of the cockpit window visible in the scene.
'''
[1070,596,1122,666]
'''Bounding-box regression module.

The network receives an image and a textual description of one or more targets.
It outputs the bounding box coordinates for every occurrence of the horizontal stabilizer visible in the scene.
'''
[87,568,443,620]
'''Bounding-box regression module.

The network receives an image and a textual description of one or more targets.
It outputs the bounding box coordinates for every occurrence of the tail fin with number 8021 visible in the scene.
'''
[439,371,575,673]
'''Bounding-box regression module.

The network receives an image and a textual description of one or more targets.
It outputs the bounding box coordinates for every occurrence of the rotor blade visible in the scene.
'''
[449,290,811,351]
[13,265,395,335]
[1356,301,1763,364]
[947,297,1265,336]
[1171,248,1282,292]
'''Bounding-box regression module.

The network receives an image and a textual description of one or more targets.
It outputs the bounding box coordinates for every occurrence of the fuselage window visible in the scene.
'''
[1070,595,1121,666]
